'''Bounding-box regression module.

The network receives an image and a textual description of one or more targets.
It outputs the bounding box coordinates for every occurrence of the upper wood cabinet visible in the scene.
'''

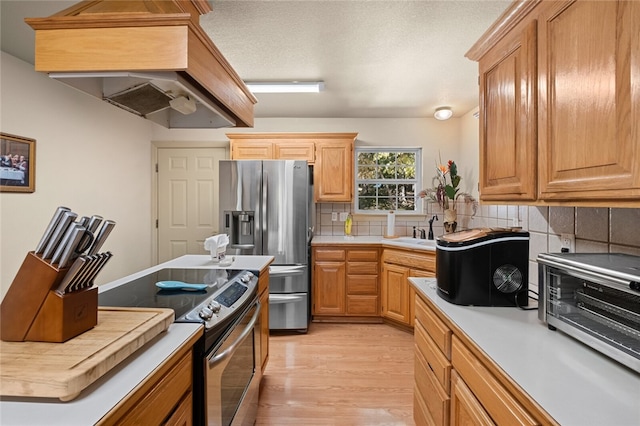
[537,0,640,202]
[467,0,640,206]
[227,132,357,202]
[478,19,537,202]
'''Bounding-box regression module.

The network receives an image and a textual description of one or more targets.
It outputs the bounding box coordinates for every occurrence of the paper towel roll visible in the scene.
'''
[387,211,395,236]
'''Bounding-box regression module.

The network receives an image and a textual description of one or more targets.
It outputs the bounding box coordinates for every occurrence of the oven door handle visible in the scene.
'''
[208,301,261,367]
[269,294,305,304]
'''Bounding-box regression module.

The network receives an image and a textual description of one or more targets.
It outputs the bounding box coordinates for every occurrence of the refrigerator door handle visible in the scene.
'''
[269,265,306,277]
[262,169,268,252]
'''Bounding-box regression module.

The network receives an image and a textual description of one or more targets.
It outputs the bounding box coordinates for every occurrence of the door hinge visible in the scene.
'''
[156,219,159,228]
[155,163,158,173]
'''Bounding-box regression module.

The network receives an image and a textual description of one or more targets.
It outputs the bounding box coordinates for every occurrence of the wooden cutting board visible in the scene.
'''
[0,307,174,401]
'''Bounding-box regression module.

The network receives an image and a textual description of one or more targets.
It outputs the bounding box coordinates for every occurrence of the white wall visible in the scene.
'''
[0,53,154,299]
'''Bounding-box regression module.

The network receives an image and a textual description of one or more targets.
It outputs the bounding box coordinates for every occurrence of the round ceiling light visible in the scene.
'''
[434,107,453,120]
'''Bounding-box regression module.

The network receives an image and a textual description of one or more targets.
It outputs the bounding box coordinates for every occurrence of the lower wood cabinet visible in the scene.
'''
[99,331,200,425]
[312,246,379,319]
[381,248,435,327]
[414,291,556,426]
[258,271,270,373]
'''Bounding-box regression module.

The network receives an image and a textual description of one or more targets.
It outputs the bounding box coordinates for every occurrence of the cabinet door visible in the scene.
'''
[478,20,537,201]
[314,140,353,202]
[538,0,640,201]
[381,263,411,324]
[450,370,495,426]
[274,141,315,163]
[230,141,273,159]
[313,261,346,315]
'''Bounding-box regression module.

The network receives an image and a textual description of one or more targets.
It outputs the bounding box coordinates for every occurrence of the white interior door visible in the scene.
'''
[157,148,226,263]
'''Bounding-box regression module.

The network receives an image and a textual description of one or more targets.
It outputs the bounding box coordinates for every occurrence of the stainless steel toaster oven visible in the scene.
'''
[537,253,640,374]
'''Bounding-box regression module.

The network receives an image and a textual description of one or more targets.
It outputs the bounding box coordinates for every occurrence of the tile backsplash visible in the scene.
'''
[314,203,640,289]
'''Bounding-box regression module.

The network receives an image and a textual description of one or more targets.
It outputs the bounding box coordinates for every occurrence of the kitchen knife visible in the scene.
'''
[41,211,78,260]
[69,254,100,292]
[77,216,90,227]
[81,252,113,290]
[87,215,103,233]
[50,222,78,266]
[34,206,70,254]
[54,256,86,295]
[57,225,88,268]
[87,220,116,255]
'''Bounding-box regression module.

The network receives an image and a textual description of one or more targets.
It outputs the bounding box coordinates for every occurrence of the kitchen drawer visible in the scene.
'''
[110,350,192,425]
[415,322,451,393]
[347,295,379,316]
[314,249,346,261]
[382,248,435,272]
[346,275,378,294]
[347,261,378,275]
[451,336,538,426]
[415,296,452,358]
[414,385,438,426]
[415,349,450,426]
[347,249,379,262]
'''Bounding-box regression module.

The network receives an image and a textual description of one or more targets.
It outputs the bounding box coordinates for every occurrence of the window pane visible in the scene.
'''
[378,198,396,210]
[378,184,395,196]
[357,165,377,179]
[357,183,377,197]
[397,152,415,165]
[358,152,376,165]
[397,198,415,211]
[378,164,396,179]
[358,197,377,210]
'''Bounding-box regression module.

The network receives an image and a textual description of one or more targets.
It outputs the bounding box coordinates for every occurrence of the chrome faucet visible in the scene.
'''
[428,215,438,240]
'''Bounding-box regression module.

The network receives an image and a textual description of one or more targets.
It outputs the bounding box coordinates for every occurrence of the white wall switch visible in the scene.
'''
[331,212,338,221]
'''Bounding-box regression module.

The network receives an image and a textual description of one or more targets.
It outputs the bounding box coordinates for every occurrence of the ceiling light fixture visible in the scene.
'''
[244,81,325,94]
[434,107,453,121]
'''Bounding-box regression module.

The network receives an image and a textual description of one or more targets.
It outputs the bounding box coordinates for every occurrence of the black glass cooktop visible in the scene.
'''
[98,268,247,321]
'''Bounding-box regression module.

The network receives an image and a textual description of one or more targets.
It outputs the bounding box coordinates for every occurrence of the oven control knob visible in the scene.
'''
[241,273,253,283]
[630,281,640,292]
[199,307,213,320]
[209,300,222,313]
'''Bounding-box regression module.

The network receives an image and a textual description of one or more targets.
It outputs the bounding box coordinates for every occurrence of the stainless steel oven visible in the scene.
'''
[99,268,261,425]
[538,253,640,373]
[206,296,261,426]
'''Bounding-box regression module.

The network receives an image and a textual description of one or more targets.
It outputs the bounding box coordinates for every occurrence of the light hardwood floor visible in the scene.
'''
[257,322,415,425]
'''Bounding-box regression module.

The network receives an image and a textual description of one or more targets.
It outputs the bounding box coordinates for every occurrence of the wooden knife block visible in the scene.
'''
[0,252,98,343]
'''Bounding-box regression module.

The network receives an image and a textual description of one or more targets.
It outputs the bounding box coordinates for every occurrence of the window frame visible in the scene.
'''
[353,146,423,215]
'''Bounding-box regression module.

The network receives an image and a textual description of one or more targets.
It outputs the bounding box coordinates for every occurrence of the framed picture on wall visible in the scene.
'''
[1,133,36,193]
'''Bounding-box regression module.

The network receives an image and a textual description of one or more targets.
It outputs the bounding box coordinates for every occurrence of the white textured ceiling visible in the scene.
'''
[1,0,509,119]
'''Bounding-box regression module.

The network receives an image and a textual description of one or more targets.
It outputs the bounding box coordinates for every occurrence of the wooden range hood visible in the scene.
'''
[25,0,257,128]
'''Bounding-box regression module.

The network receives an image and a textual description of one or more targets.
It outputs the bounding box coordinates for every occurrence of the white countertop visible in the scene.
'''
[311,235,436,251]
[0,323,201,425]
[0,255,273,425]
[410,277,640,426]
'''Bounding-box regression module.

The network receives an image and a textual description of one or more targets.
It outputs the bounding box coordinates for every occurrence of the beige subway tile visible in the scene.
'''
[610,208,640,247]
[549,206,575,234]
[575,207,609,242]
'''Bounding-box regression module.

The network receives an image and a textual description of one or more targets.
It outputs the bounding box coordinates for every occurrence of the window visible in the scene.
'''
[355,147,422,213]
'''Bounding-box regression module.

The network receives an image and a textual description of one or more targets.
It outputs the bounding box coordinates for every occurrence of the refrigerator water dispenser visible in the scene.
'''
[224,210,255,248]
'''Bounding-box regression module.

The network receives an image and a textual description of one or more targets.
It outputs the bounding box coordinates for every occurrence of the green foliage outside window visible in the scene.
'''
[355,148,422,213]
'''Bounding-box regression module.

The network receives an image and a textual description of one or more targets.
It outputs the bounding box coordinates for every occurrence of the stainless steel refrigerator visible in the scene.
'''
[219,160,314,331]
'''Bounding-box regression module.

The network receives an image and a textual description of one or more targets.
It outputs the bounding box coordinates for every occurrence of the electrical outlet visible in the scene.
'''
[560,233,575,252]
[339,212,348,221]
[331,212,338,222]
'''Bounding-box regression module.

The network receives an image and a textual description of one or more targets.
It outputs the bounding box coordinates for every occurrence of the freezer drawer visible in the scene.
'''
[269,265,309,293]
[269,293,308,331]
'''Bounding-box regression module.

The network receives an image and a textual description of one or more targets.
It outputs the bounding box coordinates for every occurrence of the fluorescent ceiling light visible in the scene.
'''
[245,81,324,93]
[434,107,453,120]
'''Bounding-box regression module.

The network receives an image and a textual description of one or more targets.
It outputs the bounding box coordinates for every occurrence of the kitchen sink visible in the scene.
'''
[389,237,437,248]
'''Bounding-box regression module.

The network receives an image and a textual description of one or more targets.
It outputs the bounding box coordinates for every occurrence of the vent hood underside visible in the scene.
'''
[50,71,235,129]
[25,0,256,129]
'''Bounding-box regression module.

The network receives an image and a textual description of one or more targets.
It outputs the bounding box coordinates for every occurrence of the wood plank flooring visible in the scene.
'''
[257,322,415,425]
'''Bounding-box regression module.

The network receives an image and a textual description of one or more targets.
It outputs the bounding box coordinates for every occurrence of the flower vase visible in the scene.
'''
[443,208,457,233]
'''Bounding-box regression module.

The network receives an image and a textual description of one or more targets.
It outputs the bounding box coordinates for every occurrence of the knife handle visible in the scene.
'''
[34,206,70,254]
[87,220,116,255]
